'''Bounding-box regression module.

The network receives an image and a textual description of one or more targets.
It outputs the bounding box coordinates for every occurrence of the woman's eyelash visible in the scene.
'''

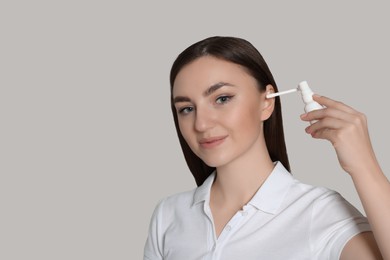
[178,106,194,114]
[216,95,234,104]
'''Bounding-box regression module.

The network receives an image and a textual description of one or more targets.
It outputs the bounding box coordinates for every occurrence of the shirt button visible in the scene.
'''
[241,211,248,216]
[225,225,232,231]
[212,244,216,250]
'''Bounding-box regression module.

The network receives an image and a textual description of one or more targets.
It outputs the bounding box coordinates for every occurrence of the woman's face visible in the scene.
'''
[173,56,274,168]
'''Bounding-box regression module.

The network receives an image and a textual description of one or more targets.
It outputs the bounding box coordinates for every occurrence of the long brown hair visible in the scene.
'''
[170,36,290,186]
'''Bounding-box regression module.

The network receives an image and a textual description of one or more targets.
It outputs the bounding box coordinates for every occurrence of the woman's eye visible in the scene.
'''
[216,95,233,104]
[178,106,194,115]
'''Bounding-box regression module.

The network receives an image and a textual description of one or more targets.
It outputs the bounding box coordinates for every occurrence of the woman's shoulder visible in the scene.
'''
[291,177,337,195]
[271,162,340,204]
[287,177,365,221]
[286,176,349,208]
[152,187,198,213]
[153,172,215,212]
[274,162,342,204]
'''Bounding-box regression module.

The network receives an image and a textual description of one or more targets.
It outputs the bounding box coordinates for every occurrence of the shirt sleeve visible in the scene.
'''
[144,199,165,260]
[309,190,371,260]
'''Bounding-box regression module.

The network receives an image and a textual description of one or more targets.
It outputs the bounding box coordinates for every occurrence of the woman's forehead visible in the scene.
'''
[173,56,254,95]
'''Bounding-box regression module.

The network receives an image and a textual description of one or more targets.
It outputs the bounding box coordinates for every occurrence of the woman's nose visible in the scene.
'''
[194,106,215,132]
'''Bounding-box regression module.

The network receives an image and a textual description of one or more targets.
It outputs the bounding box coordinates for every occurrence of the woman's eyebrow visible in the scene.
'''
[173,82,235,104]
[203,82,235,97]
[173,96,191,104]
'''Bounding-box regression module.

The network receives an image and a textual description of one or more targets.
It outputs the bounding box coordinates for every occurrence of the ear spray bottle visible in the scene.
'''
[266,81,324,123]
[297,81,323,113]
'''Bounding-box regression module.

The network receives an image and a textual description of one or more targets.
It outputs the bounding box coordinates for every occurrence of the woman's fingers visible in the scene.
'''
[301,95,366,125]
[301,107,349,124]
[300,94,373,174]
[312,94,357,114]
[301,104,368,144]
[304,117,345,143]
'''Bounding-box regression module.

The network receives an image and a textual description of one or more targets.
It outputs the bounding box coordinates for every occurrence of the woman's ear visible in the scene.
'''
[260,84,275,121]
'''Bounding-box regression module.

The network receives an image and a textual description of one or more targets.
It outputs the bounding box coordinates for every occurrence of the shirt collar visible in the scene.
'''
[192,171,215,207]
[192,162,293,214]
[248,162,293,214]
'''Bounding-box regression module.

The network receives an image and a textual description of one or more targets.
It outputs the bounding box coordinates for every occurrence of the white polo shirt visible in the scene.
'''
[144,162,370,260]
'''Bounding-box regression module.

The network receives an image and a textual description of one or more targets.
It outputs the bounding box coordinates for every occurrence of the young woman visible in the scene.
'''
[144,36,390,260]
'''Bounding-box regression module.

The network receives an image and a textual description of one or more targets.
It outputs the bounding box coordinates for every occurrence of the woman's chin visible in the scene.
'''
[200,157,228,169]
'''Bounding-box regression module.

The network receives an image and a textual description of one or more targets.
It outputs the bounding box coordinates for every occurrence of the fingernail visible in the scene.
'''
[300,113,307,119]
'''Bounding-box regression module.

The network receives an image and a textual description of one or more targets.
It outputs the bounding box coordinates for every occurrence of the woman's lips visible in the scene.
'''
[199,136,228,149]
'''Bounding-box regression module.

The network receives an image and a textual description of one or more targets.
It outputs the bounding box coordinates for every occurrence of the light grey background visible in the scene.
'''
[1,1,389,259]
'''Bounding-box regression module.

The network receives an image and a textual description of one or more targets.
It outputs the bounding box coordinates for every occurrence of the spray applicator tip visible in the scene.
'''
[266,88,298,98]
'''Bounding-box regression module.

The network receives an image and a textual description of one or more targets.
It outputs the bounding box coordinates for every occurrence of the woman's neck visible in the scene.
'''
[211,147,275,210]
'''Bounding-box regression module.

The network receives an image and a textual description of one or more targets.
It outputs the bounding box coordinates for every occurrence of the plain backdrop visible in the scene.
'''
[1,1,389,259]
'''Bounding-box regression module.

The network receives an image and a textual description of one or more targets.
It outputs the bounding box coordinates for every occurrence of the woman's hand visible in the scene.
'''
[300,95,378,177]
